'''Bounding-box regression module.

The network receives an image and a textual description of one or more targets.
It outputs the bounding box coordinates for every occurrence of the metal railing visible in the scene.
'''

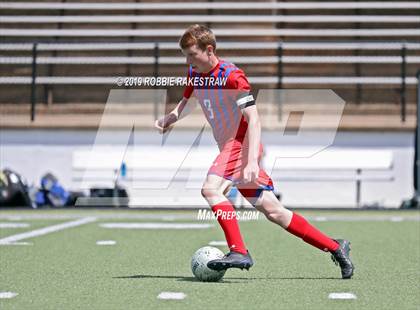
[416,70,420,196]
[1,1,419,10]
[1,41,419,122]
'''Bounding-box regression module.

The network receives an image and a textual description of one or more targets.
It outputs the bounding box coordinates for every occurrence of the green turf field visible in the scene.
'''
[0,209,419,310]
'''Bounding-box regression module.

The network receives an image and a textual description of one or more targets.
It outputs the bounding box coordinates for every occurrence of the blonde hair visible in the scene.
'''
[179,24,216,51]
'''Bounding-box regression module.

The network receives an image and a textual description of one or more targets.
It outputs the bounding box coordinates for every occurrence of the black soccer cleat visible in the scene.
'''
[207,251,254,271]
[330,239,354,279]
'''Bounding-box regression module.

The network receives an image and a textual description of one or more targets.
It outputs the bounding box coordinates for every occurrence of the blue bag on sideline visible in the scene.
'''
[40,173,70,207]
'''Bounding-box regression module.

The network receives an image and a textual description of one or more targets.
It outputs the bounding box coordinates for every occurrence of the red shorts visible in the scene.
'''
[207,139,274,203]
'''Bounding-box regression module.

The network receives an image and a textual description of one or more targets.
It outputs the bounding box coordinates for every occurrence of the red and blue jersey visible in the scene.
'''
[183,59,255,149]
[184,59,274,196]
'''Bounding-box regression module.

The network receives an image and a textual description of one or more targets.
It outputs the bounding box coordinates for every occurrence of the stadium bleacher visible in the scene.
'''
[0,0,419,129]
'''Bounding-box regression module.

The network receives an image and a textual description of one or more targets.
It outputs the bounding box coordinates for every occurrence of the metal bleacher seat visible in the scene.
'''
[1,1,419,9]
[0,0,419,123]
[1,15,419,24]
[1,41,419,85]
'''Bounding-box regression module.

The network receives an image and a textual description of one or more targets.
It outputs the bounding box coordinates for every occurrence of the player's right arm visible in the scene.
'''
[155,68,195,133]
[154,97,189,133]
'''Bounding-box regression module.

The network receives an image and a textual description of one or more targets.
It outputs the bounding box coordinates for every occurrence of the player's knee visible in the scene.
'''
[265,209,288,225]
[265,211,281,223]
[201,186,219,199]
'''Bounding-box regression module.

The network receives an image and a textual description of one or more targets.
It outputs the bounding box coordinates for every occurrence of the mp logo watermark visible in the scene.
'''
[75,88,345,207]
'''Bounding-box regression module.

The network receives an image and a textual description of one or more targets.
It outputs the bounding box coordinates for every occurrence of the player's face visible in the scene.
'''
[182,44,212,73]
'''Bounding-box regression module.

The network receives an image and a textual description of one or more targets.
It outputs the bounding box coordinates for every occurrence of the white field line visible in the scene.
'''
[0,222,30,228]
[209,240,228,246]
[0,214,197,220]
[0,292,18,299]
[314,216,328,221]
[0,213,418,222]
[328,292,357,299]
[96,240,116,245]
[390,216,404,222]
[157,292,186,300]
[100,222,214,229]
[0,217,96,245]
[2,242,33,246]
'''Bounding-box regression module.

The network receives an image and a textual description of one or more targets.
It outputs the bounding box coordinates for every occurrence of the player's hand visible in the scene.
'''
[243,161,259,183]
[154,112,178,134]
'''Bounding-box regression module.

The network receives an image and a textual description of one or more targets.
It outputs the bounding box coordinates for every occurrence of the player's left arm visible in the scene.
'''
[232,72,260,183]
[242,104,261,183]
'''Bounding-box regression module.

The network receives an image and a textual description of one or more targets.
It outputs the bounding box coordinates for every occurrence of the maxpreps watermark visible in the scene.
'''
[197,209,260,221]
[116,76,228,87]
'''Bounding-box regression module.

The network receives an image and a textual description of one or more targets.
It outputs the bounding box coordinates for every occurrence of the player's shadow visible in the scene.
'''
[113,274,341,283]
[113,274,244,283]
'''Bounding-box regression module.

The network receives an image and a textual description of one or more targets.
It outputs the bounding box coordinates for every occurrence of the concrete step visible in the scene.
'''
[0,102,416,116]
[1,110,415,131]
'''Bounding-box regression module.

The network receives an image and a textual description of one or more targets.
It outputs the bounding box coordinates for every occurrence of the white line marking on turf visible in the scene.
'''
[0,292,18,299]
[3,242,33,246]
[0,222,30,228]
[161,216,177,221]
[314,216,327,222]
[390,216,404,222]
[5,216,23,221]
[157,292,186,300]
[99,223,214,229]
[0,217,96,245]
[328,293,357,300]
[0,214,419,221]
[0,214,198,220]
[96,240,116,245]
[209,240,228,246]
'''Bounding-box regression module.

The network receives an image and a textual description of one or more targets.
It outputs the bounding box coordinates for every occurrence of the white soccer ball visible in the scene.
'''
[191,246,226,282]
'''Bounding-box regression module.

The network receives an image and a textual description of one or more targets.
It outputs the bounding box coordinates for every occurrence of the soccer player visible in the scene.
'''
[155,25,354,279]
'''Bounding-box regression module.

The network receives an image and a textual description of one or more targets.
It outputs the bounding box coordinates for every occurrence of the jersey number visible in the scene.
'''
[203,99,214,119]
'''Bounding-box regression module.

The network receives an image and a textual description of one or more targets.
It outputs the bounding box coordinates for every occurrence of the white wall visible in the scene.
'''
[0,130,414,208]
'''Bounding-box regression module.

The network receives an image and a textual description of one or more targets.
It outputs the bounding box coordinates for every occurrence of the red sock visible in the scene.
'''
[211,201,247,255]
[286,212,339,252]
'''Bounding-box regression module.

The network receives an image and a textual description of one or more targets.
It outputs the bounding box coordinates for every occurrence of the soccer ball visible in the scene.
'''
[191,246,226,282]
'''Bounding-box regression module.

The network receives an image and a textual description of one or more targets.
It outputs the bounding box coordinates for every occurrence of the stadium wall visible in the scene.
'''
[0,129,414,208]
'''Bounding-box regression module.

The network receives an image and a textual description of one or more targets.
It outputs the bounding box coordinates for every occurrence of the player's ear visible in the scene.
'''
[206,45,214,56]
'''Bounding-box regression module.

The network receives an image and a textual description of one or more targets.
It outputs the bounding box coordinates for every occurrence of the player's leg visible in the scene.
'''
[250,189,354,279]
[202,174,254,270]
[250,189,293,228]
[201,174,233,206]
[237,162,339,251]
[254,190,339,251]
[201,174,248,254]
[237,158,354,279]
